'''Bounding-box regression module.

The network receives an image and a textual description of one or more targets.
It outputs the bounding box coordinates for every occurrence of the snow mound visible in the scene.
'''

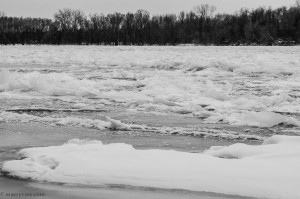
[2,135,300,199]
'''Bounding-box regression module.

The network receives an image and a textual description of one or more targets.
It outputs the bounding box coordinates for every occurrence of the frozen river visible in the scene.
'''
[1,46,300,131]
[1,45,300,199]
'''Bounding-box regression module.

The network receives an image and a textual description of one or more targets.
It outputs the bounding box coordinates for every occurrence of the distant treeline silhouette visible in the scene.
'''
[0,3,300,45]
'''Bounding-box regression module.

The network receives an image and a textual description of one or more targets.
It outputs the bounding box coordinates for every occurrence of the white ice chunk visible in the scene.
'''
[231,111,297,127]
[2,135,300,199]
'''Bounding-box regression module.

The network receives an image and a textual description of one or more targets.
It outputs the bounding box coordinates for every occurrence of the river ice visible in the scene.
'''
[1,45,300,199]
[1,46,300,130]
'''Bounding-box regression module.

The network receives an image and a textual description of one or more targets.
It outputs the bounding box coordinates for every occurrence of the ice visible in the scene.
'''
[167,128,263,140]
[1,46,300,128]
[0,111,265,140]
[0,70,97,96]
[227,111,299,128]
[241,111,292,127]
[106,117,133,131]
[202,88,229,101]
[2,135,300,199]
[0,112,143,131]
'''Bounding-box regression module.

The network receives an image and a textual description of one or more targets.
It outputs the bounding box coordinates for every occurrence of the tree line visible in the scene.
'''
[0,3,300,45]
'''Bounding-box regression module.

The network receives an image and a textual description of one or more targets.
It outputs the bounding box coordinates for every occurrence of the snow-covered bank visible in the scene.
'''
[2,135,300,199]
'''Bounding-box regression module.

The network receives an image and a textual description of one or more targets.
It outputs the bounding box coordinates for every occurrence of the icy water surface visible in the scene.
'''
[1,46,300,129]
[1,45,300,199]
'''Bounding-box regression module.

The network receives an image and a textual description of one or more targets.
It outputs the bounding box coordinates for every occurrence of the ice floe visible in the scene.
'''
[2,135,300,199]
[0,69,97,96]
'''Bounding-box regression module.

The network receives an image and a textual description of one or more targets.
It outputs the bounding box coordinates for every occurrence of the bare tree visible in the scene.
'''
[90,13,104,30]
[134,9,150,30]
[107,12,124,45]
[72,10,86,31]
[0,11,5,18]
[54,8,73,31]
[193,4,216,18]
[54,9,86,31]
[134,10,150,44]
[178,11,185,24]
[1,4,300,45]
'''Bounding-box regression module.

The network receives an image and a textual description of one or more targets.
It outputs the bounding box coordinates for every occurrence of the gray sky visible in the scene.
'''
[0,0,297,18]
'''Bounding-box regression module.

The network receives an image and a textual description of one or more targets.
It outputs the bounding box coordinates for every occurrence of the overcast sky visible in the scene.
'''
[0,0,297,18]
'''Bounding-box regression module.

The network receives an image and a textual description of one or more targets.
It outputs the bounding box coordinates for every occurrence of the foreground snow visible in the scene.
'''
[2,135,300,199]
